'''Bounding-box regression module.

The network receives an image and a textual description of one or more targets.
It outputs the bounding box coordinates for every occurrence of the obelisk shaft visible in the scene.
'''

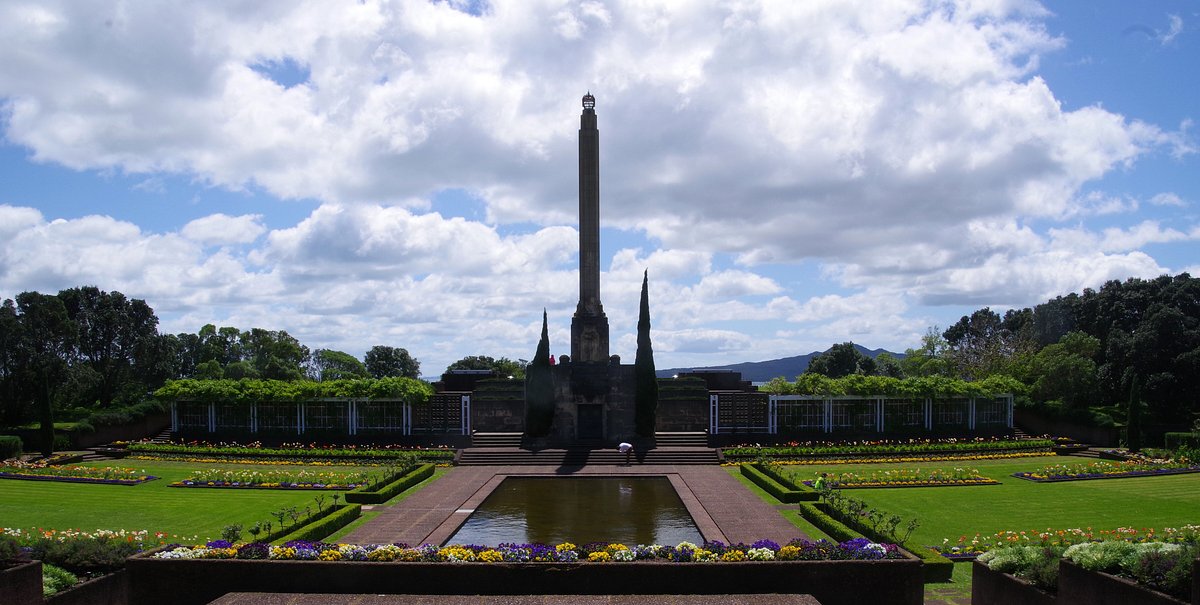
[571,94,610,363]
[578,105,601,312]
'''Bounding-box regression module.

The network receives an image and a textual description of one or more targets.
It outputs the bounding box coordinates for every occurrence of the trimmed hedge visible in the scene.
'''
[0,435,21,460]
[344,463,435,504]
[271,504,362,544]
[798,502,862,542]
[741,463,817,503]
[1164,432,1200,449]
[796,501,954,583]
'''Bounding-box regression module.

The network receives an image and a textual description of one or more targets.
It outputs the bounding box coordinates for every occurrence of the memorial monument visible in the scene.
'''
[524,93,641,445]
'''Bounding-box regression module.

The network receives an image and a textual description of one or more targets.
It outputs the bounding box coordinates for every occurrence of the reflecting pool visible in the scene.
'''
[445,476,703,546]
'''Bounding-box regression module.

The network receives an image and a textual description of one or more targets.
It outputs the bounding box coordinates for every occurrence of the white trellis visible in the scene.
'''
[705,393,1013,435]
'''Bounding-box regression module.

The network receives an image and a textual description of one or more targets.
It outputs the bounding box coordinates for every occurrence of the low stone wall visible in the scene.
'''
[971,560,1056,605]
[1057,559,1191,605]
[46,569,128,605]
[127,557,923,605]
[0,559,42,605]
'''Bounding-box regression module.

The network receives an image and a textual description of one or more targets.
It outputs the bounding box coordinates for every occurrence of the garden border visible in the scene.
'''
[126,553,923,605]
[1012,467,1200,483]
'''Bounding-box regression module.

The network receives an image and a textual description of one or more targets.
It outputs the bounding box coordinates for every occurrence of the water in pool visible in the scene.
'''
[446,476,703,546]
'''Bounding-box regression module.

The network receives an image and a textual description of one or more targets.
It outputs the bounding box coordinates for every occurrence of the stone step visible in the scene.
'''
[457,448,720,466]
[470,432,523,447]
[654,432,709,447]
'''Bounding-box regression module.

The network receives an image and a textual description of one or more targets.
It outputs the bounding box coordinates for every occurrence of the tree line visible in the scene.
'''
[0,286,422,434]
[795,273,1199,438]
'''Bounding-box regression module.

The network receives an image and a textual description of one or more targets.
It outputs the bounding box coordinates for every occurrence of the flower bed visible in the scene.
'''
[129,538,923,605]
[170,468,370,490]
[125,440,454,464]
[742,451,1055,465]
[931,526,1200,560]
[796,466,998,489]
[0,461,157,485]
[723,438,1055,462]
[1012,459,1200,482]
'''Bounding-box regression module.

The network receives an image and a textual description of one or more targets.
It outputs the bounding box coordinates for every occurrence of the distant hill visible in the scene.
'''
[656,344,904,382]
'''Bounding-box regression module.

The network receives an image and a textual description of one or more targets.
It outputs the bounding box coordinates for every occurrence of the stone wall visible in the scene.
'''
[126,556,923,605]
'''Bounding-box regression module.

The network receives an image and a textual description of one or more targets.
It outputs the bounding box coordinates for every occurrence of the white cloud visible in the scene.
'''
[0,1,1195,371]
[1161,14,1183,45]
[182,213,266,245]
[1150,192,1186,207]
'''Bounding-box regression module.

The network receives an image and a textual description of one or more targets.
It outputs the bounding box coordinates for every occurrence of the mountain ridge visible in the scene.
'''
[656,343,904,382]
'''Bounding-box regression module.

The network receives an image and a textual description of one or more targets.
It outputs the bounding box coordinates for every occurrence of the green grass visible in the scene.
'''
[0,460,392,542]
[780,455,1200,548]
[753,455,1200,603]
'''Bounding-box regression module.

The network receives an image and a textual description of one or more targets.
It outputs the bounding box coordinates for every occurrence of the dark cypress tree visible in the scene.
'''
[635,270,659,436]
[524,310,555,437]
[1126,373,1142,452]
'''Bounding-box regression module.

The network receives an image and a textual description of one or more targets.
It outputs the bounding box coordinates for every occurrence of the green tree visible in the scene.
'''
[0,299,27,427]
[1126,374,1143,452]
[364,345,420,379]
[194,359,224,380]
[524,311,555,437]
[806,342,876,378]
[16,293,76,456]
[899,327,950,377]
[634,270,658,437]
[311,349,369,381]
[57,286,160,407]
[240,328,309,380]
[446,355,526,379]
[1025,331,1100,409]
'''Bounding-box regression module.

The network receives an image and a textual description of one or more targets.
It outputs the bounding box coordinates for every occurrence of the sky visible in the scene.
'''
[0,0,1197,377]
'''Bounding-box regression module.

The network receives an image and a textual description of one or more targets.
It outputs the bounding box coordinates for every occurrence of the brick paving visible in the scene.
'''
[211,594,823,605]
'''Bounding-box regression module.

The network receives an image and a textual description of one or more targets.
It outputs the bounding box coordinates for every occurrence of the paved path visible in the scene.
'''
[341,465,805,546]
[212,594,822,604]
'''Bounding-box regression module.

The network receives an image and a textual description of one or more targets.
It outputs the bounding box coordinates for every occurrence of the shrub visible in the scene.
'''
[272,504,362,544]
[1164,432,1200,450]
[741,463,816,503]
[27,536,141,575]
[1063,540,1137,572]
[0,533,23,560]
[42,563,78,596]
[979,545,1066,591]
[0,435,22,460]
[344,463,434,504]
[1128,544,1196,600]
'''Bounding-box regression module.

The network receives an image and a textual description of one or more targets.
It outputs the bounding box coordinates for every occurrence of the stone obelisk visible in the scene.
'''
[571,92,610,364]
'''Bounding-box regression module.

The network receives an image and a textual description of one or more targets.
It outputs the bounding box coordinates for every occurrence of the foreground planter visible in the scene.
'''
[1057,559,1193,605]
[0,560,42,605]
[971,560,1056,605]
[128,556,922,605]
[45,569,128,605]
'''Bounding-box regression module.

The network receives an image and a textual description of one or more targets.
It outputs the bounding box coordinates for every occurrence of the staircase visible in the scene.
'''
[457,446,720,466]
[79,428,174,462]
[470,432,523,447]
[147,428,175,443]
[654,432,709,447]
[1012,426,1036,440]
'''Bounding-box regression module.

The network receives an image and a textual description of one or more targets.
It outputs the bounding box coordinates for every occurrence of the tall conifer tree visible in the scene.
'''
[524,310,555,436]
[635,270,658,436]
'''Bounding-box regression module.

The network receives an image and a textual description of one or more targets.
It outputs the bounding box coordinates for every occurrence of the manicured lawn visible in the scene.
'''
[746,455,1200,602]
[0,460,393,541]
[782,455,1200,549]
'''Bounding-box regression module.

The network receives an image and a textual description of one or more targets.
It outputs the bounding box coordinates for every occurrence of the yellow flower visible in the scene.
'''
[587,551,611,562]
[720,550,747,562]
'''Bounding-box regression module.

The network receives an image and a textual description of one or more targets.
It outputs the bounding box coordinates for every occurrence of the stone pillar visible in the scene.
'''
[571,92,610,363]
